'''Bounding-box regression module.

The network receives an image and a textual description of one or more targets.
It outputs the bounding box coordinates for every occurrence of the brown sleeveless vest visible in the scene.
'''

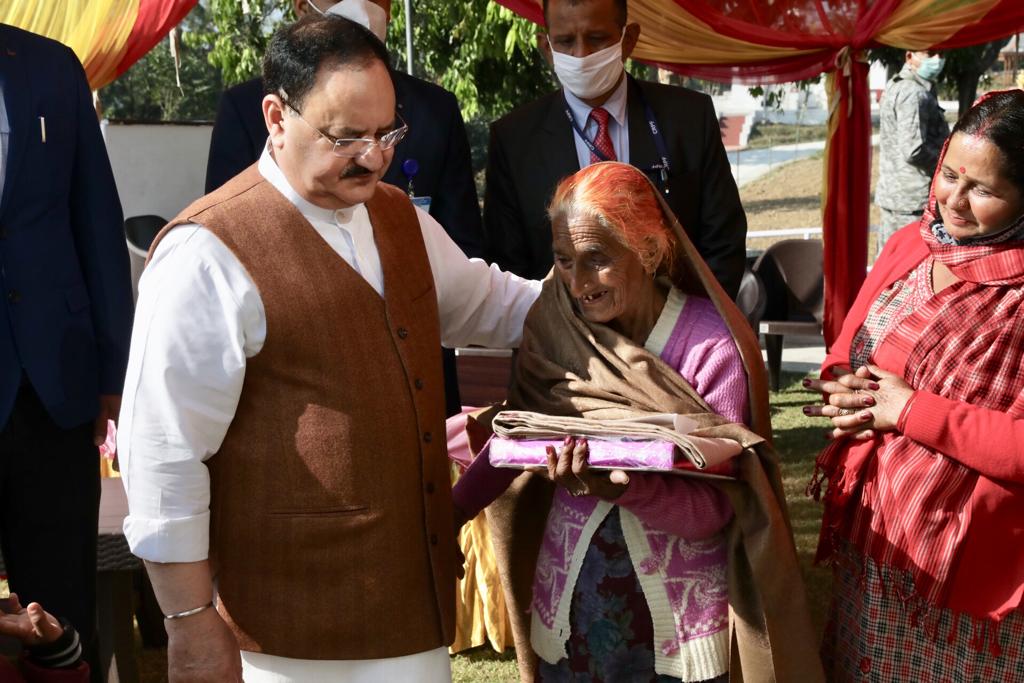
[150,165,455,659]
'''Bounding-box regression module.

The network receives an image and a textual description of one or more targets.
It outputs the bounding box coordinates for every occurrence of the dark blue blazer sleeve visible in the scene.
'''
[205,79,267,193]
[386,75,483,259]
[425,90,483,259]
[66,49,133,395]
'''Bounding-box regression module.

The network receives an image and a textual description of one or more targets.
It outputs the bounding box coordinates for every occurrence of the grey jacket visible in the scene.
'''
[875,64,949,212]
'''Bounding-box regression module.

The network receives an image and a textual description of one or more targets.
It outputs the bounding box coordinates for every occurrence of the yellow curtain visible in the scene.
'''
[0,0,140,88]
[877,0,1002,49]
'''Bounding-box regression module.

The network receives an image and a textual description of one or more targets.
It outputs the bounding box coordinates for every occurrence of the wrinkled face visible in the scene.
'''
[267,60,397,210]
[552,215,651,324]
[935,132,1024,240]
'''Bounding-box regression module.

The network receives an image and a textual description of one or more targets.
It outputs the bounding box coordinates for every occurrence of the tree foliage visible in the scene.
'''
[100,2,224,121]
[192,0,294,86]
[387,0,552,120]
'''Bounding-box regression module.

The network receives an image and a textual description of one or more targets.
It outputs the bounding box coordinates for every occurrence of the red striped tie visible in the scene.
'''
[588,107,617,164]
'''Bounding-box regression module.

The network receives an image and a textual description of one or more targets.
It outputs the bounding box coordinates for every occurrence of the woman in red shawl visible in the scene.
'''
[806,89,1024,680]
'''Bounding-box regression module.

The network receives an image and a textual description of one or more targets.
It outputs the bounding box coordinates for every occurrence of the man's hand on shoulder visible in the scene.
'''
[166,607,243,683]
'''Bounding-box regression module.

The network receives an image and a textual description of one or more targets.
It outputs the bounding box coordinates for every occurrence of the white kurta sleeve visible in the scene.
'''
[119,226,266,563]
[418,208,541,348]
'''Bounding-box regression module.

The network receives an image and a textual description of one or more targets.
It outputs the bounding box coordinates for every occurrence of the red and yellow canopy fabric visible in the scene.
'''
[1,0,197,90]
[498,0,1024,344]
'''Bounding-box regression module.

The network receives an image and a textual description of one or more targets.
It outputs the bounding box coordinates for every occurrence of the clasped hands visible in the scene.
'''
[803,364,914,440]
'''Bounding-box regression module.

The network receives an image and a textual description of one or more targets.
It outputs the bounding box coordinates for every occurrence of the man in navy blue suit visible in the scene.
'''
[205,0,483,417]
[0,24,133,681]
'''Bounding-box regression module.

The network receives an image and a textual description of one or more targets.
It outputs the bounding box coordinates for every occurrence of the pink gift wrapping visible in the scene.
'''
[488,436,737,477]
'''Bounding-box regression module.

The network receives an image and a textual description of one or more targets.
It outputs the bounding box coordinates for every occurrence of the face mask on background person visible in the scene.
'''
[916,54,946,82]
[548,32,625,100]
[307,0,389,42]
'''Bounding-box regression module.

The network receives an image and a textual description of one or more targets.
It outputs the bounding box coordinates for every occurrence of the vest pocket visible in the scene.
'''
[267,504,370,517]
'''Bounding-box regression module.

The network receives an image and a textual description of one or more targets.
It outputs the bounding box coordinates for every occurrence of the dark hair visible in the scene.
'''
[542,0,627,28]
[263,14,392,110]
[952,90,1024,193]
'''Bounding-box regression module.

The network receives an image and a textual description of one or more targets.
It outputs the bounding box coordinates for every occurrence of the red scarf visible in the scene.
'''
[812,108,1024,628]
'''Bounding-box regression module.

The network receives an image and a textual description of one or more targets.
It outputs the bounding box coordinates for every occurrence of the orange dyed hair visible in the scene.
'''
[548,161,676,276]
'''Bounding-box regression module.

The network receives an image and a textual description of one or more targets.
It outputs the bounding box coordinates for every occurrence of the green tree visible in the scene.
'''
[387,0,551,121]
[192,0,294,86]
[100,2,224,121]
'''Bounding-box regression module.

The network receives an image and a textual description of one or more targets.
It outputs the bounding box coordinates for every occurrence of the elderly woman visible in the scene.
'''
[453,162,820,683]
[807,90,1024,680]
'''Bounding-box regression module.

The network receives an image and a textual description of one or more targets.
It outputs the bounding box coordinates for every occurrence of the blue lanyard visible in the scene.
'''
[562,78,672,195]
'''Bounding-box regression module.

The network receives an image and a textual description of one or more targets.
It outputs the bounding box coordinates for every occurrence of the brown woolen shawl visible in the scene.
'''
[474,171,823,682]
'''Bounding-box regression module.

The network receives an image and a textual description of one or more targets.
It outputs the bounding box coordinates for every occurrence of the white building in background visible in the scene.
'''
[101,120,212,223]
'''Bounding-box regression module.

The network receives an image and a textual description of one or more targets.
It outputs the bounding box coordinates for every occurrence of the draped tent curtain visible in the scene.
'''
[0,0,198,90]
[497,0,1024,344]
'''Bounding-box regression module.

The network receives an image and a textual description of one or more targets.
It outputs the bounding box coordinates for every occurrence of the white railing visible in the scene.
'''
[747,227,822,240]
[747,225,879,240]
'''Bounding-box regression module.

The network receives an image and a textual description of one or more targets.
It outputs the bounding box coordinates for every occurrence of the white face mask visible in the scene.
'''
[309,0,388,42]
[548,32,625,100]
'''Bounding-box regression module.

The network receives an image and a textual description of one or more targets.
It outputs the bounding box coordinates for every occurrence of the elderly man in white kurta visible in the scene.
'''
[118,15,539,683]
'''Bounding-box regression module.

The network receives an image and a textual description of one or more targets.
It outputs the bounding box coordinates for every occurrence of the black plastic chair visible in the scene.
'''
[124,214,166,253]
[123,215,167,301]
[752,239,824,391]
[735,267,767,332]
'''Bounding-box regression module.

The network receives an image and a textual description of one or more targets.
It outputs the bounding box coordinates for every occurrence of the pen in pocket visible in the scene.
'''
[39,116,46,143]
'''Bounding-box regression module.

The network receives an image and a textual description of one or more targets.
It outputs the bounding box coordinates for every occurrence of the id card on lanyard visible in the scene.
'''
[563,79,672,195]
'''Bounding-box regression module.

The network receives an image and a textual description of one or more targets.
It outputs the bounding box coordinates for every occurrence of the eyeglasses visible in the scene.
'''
[281,96,408,159]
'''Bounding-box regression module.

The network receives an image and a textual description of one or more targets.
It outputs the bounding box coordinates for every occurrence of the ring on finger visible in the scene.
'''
[837,408,855,417]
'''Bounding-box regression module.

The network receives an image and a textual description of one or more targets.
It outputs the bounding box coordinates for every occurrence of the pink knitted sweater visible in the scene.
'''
[451,289,748,680]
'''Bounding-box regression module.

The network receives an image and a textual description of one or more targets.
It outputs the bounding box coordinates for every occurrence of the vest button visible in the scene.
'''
[414,378,424,390]
[397,327,409,339]
[430,533,439,546]
[423,431,432,443]
[425,481,435,494]
[7,290,20,304]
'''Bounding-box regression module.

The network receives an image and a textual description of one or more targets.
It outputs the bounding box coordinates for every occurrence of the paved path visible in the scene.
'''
[729,134,880,188]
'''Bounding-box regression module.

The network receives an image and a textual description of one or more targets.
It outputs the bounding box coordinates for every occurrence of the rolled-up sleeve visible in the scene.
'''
[119,226,265,562]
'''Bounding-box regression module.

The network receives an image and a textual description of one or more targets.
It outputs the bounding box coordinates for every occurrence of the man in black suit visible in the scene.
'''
[205,0,483,416]
[0,24,134,682]
[485,0,746,298]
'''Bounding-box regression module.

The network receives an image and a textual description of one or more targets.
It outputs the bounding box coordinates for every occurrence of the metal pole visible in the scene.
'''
[404,0,414,76]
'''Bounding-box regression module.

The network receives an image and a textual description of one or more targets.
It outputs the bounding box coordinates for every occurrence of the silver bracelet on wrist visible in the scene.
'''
[164,601,214,621]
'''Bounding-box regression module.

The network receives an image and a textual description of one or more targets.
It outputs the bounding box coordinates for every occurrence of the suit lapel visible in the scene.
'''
[0,27,31,217]
[540,90,581,188]
[626,78,659,173]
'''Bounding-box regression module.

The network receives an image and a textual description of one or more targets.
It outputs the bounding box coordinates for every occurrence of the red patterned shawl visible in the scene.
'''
[812,115,1024,632]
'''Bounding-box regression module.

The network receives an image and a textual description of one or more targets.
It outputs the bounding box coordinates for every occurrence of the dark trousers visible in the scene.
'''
[0,382,100,682]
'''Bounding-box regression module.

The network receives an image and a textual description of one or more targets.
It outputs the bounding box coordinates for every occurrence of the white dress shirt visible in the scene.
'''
[118,147,540,681]
[564,75,630,169]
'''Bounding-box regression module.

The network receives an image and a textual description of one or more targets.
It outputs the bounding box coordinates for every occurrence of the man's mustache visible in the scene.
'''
[341,164,374,179]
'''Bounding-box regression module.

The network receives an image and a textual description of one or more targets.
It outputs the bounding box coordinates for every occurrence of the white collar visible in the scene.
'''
[563,75,629,129]
[258,144,360,225]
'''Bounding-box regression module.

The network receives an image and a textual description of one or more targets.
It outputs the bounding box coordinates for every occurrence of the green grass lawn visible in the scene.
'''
[451,369,832,679]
